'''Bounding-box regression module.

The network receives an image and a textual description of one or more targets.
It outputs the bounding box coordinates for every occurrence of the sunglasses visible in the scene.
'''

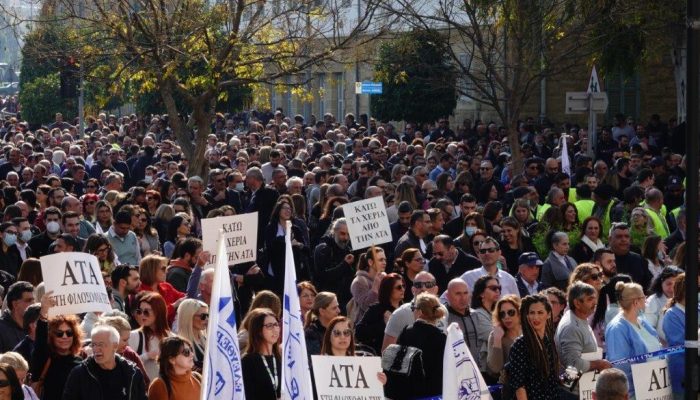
[180,348,193,357]
[479,247,499,254]
[263,322,280,329]
[499,309,517,319]
[53,329,74,338]
[413,281,437,289]
[589,273,603,280]
[487,285,502,292]
[394,284,405,291]
[332,329,352,338]
[196,313,209,321]
[135,308,152,317]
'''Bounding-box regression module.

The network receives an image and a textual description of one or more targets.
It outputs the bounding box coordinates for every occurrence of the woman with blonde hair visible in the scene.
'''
[605,281,661,398]
[569,263,604,292]
[0,351,38,399]
[304,291,340,355]
[486,295,522,386]
[174,299,208,372]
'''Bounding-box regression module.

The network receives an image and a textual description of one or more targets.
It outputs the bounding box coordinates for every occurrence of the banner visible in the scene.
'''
[631,359,672,400]
[310,356,384,400]
[201,231,246,400]
[442,322,492,400]
[342,196,392,250]
[40,252,111,317]
[281,221,314,400]
[201,213,258,267]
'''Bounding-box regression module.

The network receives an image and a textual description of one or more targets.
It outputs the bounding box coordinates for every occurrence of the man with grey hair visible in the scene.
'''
[313,218,354,312]
[364,185,383,199]
[62,325,147,400]
[541,231,578,290]
[555,282,611,380]
[285,176,304,196]
[592,368,629,400]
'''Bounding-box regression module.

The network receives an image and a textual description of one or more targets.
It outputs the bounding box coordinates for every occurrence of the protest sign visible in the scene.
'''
[40,252,111,317]
[311,355,384,400]
[202,213,258,267]
[342,196,391,250]
[578,349,603,400]
[443,323,492,399]
[631,358,673,400]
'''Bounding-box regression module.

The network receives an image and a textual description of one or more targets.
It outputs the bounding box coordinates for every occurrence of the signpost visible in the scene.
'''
[355,81,383,130]
[565,67,608,157]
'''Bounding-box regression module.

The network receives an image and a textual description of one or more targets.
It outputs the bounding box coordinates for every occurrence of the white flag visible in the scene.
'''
[201,231,246,400]
[561,134,571,177]
[281,221,314,400]
[442,322,492,400]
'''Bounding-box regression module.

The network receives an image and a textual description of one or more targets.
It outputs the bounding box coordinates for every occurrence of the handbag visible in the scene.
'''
[30,358,51,398]
[381,344,424,377]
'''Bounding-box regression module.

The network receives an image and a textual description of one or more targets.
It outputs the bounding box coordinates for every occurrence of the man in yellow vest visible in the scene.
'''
[643,188,670,239]
[574,184,595,223]
[536,187,566,221]
[592,184,617,236]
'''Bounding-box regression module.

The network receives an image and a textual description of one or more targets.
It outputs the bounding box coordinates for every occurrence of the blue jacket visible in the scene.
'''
[605,313,660,395]
[662,305,685,393]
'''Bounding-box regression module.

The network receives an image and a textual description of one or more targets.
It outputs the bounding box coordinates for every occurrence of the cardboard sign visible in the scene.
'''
[342,197,392,250]
[40,252,111,317]
[201,213,258,267]
[578,349,603,400]
[311,356,384,400]
[631,358,673,400]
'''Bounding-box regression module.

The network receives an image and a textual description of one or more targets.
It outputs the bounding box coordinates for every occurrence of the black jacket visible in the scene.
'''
[0,243,23,277]
[355,302,395,355]
[397,320,446,398]
[0,310,24,352]
[62,355,147,400]
[31,321,82,400]
[428,248,481,294]
[394,230,425,260]
[615,251,653,291]
[203,187,243,214]
[312,235,354,310]
[246,187,279,244]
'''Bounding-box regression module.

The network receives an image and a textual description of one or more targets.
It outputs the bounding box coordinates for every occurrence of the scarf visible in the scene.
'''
[581,235,605,251]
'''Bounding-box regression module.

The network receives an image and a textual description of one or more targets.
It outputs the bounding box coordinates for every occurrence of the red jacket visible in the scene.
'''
[138,282,185,325]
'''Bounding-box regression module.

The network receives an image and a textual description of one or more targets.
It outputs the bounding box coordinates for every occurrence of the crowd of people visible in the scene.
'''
[0,104,696,400]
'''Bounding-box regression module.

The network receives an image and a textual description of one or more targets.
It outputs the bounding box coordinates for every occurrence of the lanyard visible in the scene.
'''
[261,354,278,391]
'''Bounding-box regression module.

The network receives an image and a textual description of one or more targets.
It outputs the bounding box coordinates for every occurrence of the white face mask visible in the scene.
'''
[144,175,153,184]
[235,182,244,191]
[46,221,61,234]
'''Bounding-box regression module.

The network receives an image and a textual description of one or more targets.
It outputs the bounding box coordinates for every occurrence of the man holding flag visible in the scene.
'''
[281,220,314,400]
[201,231,246,400]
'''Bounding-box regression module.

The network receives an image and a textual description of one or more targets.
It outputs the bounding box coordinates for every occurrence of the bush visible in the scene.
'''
[19,73,77,127]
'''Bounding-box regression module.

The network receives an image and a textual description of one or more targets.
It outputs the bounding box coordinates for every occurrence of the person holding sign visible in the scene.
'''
[241,308,281,400]
[349,247,387,324]
[605,282,662,398]
[30,291,83,400]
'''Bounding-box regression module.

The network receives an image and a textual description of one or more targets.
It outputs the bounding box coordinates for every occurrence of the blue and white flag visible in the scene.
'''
[201,231,246,400]
[281,221,314,400]
[442,322,492,400]
[561,134,571,177]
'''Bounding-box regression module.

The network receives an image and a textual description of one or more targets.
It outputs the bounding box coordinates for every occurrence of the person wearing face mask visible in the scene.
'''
[0,222,23,277]
[11,217,32,261]
[28,207,62,258]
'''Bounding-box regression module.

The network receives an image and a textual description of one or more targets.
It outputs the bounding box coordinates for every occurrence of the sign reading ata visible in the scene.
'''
[342,196,392,250]
[201,213,258,268]
[311,355,384,400]
[40,252,112,317]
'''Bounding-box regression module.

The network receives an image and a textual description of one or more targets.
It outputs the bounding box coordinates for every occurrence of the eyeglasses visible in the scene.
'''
[588,273,603,281]
[413,281,437,289]
[486,285,502,292]
[96,246,110,253]
[394,284,405,291]
[479,247,499,254]
[180,347,193,357]
[0,380,9,388]
[53,329,74,338]
[499,309,517,319]
[332,329,352,338]
[263,322,280,329]
[135,308,152,317]
[196,313,209,321]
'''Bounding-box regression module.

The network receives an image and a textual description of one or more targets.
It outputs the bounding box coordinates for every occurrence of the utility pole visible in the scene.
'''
[684,0,699,399]
[77,0,84,137]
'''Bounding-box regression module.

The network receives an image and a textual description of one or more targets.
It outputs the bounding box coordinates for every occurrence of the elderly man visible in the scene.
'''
[62,325,147,400]
[515,252,543,297]
[555,282,611,382]
[445,278,490,373]
[382,271,447,351]
[541,231,578,290]
[313,218,354,311]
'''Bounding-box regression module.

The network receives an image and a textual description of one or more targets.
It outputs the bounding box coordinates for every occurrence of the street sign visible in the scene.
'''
[355,81,383,94]
[587,66,602,94]
[565,92,608,114]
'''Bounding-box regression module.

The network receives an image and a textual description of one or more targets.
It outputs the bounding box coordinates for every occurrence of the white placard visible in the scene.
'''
[631,358,673,400]
[578,349,603,400]
[311,355,384,400]
[342,197,392,250]
[201,213,258,267]
[40,252,111,317]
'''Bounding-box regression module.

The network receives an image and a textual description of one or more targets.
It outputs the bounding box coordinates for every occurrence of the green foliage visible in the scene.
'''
[370,29,457,124]
[19,73,77,127]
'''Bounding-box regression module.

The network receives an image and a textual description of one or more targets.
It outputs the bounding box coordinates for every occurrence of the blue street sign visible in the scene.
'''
[361,81,383,94]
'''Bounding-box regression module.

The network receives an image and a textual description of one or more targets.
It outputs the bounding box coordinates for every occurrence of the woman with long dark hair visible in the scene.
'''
[505,294,562,399]
[147,336,201,400]
[0,363,23,400]
[499,217,535,275]
[264,198,310,296]
[241,308,282,400]
[355,273,404,355]
[393,248,423,302]
[162,214,191,259]
[645,266,682,340]
[128,292,173,380]
[571,217,605,264]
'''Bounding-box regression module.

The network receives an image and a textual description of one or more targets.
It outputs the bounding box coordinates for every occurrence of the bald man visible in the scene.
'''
[445,278,490,372]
